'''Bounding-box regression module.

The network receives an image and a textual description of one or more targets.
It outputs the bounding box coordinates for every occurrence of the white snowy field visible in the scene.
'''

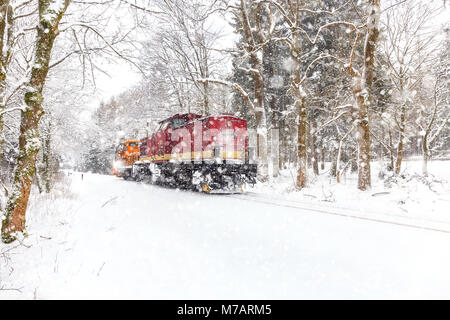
[1,160,450,299]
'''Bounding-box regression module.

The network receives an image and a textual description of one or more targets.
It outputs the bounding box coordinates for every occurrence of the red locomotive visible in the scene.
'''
[113,113,257,192]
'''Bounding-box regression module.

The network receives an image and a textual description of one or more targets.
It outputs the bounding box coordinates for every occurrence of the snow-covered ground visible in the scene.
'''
[1,160,450,299]
[257,158,450,225]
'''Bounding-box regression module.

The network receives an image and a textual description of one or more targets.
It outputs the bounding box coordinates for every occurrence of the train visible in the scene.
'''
[112,113,257,193]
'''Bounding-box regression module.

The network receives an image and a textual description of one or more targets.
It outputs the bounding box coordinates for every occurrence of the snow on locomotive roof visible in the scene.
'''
[196,114,243,121]
[157,113,242,124]
[157,113,202,123]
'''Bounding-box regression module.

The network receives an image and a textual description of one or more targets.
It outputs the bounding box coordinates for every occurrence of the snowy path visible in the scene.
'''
[2,172,450,299]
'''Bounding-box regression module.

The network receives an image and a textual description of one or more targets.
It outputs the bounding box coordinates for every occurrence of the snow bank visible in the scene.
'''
[254,160,450,224]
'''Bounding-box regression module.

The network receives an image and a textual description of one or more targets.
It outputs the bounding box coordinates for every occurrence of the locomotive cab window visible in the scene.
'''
[171,117,187,129]
[128,142,139,147]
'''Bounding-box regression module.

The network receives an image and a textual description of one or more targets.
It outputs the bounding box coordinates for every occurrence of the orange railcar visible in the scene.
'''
[112,140,140,179]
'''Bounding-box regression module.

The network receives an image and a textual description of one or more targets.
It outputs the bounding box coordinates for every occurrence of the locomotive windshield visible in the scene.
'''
[128,142,139,147]
[171,117,187,129]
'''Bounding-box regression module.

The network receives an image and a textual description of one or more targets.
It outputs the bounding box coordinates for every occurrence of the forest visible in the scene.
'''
[0,0,449,245]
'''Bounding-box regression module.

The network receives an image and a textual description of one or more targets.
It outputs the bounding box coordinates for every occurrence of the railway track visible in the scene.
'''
[122,176,450,235]
[224,191,450,234]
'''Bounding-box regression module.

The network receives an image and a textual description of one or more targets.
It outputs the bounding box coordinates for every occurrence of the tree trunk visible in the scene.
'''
[296,96,307,189]
[43,125,51,193]
[395,104,406,175]
[336,150,342,184]
[330,148,337,177]
[354,77,372,190]
[202,78,209,115]
[311,123,319,175]
[291,29,308,189]
[270,128,279,178]
[422,134,429,176]
[270,96,280,177]
[354,0,380,191]
[1,0,70,243]
[321,148,325,171]
[336,138,344,183]
[306,123,312,168]
[0,0,13,167]
[280,118,288,170]
[351,149,358,173]
[35,163,43,194]
[388,129,394,171]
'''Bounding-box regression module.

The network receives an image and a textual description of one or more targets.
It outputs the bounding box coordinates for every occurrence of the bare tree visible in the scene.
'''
[348,0,381,190]
[417,32,450,175]
[156,0,224,115]
[380,0,441,175]
[267,0,312,189]
[317,0,382,190]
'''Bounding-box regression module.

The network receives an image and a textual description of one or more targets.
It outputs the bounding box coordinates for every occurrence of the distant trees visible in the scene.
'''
[79,97,133,175]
